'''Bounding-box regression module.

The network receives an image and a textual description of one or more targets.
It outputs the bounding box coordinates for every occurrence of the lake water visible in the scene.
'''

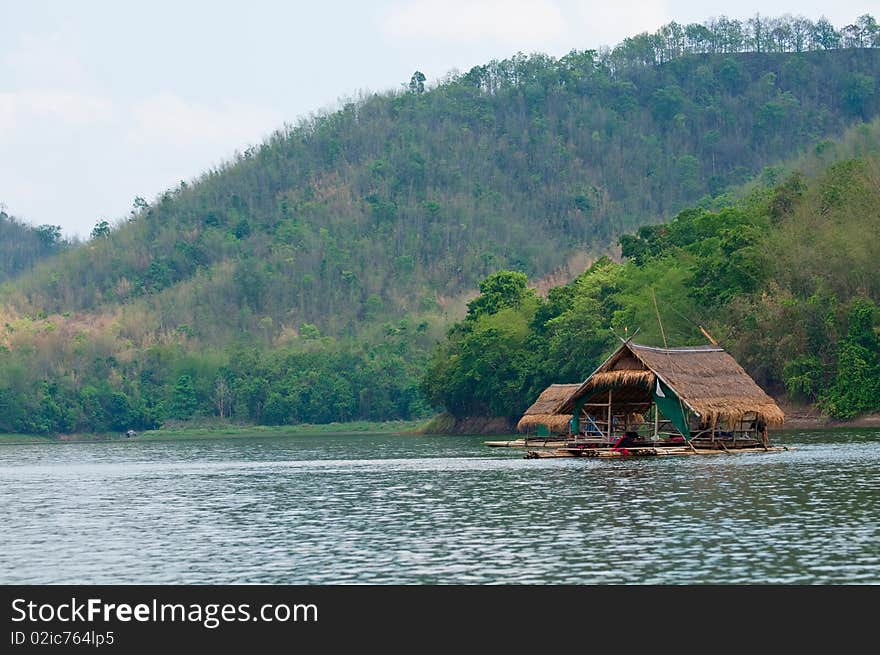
[0,430,877,584]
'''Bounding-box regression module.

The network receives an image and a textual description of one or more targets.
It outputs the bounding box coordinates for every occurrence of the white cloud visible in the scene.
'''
[0,90,115,135]
[125,93,283,149]
[0,96,15,133]
[381,0,567,45]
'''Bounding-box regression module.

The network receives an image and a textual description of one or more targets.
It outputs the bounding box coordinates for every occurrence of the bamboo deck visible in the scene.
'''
[484,438,570,448]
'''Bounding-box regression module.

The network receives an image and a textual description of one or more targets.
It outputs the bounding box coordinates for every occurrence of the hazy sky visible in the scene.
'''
[1,1,872,238]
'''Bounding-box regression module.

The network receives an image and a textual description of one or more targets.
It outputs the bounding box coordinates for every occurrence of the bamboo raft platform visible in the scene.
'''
[484,438,571,448]
[524,444,789,459]
[486,434,627,448]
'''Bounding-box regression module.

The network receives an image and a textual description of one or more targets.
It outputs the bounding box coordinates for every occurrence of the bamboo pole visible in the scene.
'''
[651,287,668,349]
[607,390,613,443]
[699,325,719,345]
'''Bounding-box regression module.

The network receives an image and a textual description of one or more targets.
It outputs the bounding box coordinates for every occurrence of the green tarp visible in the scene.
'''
[652,378,691,439]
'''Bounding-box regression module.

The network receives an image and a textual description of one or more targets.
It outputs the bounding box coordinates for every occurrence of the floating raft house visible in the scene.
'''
[505,340,786,458]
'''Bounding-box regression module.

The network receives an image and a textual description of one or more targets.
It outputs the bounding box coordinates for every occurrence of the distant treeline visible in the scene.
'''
[604,14,879,68]
[0,339,429,434]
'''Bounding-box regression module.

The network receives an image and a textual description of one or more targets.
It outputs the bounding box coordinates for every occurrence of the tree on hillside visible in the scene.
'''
[170,375,198,419]
[464,271,535,321]
[91,220,111,240]
[821,300,880,418]
[409,71,426,94]
[35,224,64,251]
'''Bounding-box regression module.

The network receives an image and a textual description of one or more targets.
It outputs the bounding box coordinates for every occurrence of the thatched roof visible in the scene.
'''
[558,342,785,427]
[516,383,579,433]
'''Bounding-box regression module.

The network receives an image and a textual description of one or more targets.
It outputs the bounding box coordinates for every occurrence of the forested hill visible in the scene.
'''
[1,15,880,433]
[8,31,880,345]
[0,211,71,283]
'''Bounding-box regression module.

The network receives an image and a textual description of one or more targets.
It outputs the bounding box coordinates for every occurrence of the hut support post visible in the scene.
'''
[653,403,659,439]
[607,390,613,442]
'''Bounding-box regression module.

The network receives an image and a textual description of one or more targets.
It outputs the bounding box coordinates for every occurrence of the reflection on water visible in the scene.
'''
[0,430,877,584]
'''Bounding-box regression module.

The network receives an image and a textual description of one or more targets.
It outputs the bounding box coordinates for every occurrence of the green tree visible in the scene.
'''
[841,73,876,118]
[650,85,685,122]
[464,271,534,321]
[35,224,64,250]
[170,375,198,419]
[409,71,426,94]
[821,300,880,418]
[90,220,111,240]
[812,18,840,50]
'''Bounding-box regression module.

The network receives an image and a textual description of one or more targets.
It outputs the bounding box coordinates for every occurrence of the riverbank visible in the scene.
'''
[777,403,880,429]
[3,408,878,445]
[415,412,515,436]
[0,419,428,445]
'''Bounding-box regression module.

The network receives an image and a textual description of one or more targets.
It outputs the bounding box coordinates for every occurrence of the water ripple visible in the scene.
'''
[0,430,877,584]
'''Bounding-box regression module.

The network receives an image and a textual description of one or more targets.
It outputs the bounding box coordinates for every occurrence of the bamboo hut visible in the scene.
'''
[515,384,580,435]
[555,341,784,449]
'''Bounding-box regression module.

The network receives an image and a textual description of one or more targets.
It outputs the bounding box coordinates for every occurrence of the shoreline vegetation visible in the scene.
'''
[1,409,878,445]
[0,419,428,445]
